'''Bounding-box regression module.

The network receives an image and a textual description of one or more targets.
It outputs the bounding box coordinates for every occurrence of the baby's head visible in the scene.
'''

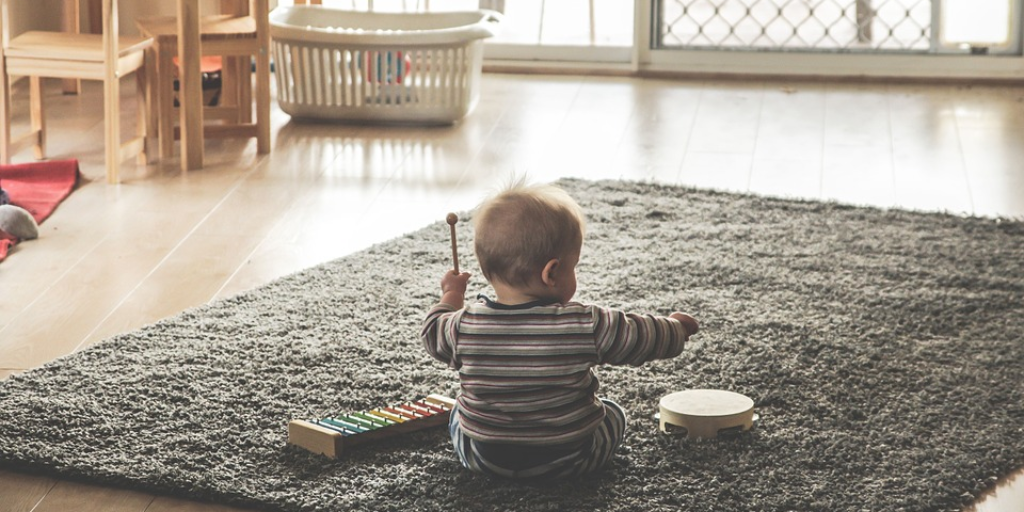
[473,181,585,292]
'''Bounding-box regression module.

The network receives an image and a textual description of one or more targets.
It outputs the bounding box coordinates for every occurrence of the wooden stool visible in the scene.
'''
[658,389,758,439]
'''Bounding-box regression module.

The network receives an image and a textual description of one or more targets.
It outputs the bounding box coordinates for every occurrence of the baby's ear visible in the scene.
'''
[540,258,560,287]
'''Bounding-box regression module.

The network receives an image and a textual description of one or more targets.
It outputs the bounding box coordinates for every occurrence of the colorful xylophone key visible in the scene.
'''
[288,394,457,459]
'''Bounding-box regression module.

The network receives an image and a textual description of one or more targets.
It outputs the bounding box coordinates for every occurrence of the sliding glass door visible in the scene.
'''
[283,0,1024,78]
[640,0,1024,79]
[654,0,1022,55]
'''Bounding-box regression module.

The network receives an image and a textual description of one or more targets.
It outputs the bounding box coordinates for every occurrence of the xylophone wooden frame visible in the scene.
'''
[288,394,456,459]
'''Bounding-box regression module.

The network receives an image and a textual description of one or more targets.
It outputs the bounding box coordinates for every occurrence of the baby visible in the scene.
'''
[421,180,698,480]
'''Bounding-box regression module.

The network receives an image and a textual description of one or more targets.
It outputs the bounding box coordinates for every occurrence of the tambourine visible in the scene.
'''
[656,389,759,439]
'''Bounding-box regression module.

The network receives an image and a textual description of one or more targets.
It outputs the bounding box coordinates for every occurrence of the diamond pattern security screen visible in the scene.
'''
[657,0,935,52]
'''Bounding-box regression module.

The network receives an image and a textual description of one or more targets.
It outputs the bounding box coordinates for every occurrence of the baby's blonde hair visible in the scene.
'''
[473,180,585,287]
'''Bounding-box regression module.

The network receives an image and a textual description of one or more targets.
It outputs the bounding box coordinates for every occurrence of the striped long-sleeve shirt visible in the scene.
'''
[421,296,689,445]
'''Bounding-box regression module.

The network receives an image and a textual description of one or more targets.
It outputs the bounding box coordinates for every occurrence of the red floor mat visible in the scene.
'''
[0,159,80,262]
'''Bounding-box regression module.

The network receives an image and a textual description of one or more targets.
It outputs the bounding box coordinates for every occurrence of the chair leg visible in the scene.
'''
[60,0,81,95]
[255,0,271,154]
[158,42,176,160]
[137,60,151,165]
[29,76,45,160]
[0,65,11,165]
[220,56,239,121]
[142,46,159,163]
[253,35,270,153]
[255,44,271,154]
[236,56,252,124]
[104,72,121,184]
[178,0,206,171]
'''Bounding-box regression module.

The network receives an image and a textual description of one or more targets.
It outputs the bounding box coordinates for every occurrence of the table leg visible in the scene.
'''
[177,0,204,171]
[61,0,80,94]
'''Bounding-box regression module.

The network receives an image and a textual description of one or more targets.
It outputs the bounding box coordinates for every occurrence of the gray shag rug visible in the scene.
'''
[1,178,1023,512]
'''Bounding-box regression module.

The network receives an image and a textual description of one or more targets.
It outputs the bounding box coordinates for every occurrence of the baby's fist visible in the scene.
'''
[441,270,471,295]
[670,312,699,337]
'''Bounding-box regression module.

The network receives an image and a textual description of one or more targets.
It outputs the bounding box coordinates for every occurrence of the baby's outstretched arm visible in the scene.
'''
[595,308,699,366]
[439,269,472,309]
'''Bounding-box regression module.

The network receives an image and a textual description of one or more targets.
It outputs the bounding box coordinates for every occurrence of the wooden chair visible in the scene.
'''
[0,0,152,184]
[136,0,270,172]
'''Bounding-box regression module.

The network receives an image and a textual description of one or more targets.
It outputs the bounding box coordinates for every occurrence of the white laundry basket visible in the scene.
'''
[269,7,500,124]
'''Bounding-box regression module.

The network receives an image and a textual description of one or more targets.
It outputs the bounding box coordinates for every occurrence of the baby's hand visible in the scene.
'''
[441,270,471,296]
[670,312,699,338]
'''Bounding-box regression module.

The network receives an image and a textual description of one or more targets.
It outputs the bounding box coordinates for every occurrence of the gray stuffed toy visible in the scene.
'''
[0,204,39,240]
[0,187,9,206]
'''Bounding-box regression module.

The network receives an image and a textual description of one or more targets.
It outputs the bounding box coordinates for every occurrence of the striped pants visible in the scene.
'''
[448,399,627,480]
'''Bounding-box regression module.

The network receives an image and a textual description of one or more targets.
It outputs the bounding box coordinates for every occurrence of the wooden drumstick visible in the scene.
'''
[446,213,460,274]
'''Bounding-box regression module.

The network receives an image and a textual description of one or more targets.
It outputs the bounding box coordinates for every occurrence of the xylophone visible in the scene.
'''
[288,394,457,458]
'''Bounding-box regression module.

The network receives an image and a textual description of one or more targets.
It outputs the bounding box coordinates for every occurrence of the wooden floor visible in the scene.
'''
[0,73,1022,511]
